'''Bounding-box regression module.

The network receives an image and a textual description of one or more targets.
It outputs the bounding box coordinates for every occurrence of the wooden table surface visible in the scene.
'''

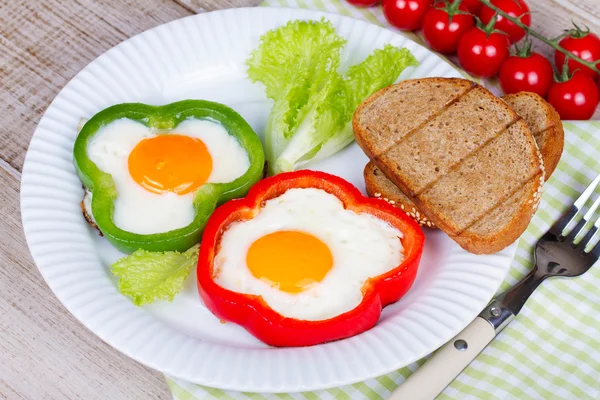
[1,0,598,398]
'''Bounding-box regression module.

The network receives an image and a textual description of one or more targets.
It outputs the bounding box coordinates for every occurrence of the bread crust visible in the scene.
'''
[355,79,543,254]
[503,92,564,180]
[543,104,565,179]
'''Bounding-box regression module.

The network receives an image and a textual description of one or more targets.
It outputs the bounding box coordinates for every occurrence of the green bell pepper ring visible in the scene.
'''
[74,100,265,254]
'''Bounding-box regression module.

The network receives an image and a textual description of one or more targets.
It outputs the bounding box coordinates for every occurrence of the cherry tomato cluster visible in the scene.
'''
[345,0,600,119]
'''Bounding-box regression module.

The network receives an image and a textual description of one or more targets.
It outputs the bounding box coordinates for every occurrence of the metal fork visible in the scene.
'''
[389,173,600,400]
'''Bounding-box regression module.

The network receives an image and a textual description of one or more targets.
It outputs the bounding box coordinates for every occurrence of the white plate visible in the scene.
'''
[20,7,515,393]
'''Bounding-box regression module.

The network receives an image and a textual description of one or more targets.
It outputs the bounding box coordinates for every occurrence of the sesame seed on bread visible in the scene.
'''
[364,163,435,228]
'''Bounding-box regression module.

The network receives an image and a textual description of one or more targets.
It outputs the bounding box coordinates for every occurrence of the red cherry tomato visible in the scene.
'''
[457,27,510,77]
[547,72,599,120]
[555,31,600,79]
[382,0,434,31]
[480,0,531,43]
[422,2,474,54]
[448,0,482,14]
[346,0,380,6]
[499,52,553,97]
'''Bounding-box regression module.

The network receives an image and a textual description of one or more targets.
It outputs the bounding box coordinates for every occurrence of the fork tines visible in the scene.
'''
[551,173,600,253]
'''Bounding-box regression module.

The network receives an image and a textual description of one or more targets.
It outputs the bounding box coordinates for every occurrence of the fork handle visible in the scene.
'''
[388,317,496,400]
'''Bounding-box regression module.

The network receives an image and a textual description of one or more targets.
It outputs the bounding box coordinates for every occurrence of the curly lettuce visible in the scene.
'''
[247,19,418,174]
[111,244,199,306]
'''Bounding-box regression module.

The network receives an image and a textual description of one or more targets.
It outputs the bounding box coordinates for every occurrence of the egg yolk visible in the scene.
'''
[246,230,333,293]
[128,134,212,195]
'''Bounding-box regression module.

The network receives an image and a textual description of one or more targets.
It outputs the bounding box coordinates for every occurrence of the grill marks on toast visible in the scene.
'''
[458,178,542,252]
[365,162,541,236]
[457,174,542,237]
[377,86,519,195]
[354,78,476,159]
[416,119,541,234]
[413,119,519,197]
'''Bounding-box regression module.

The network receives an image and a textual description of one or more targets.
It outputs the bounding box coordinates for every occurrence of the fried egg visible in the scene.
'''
[85,118,249,234]
[214,188,404,321]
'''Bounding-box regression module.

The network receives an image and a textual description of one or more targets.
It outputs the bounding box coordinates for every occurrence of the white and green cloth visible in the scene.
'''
[167,1,600,398]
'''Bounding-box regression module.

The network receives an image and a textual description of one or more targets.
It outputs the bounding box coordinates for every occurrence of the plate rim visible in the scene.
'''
[20,6,513,392]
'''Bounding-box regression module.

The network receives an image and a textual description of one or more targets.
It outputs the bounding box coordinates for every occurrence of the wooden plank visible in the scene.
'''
[0,0,195,173]
[174,0,261,12]
[527,0,600,60]
[0,162,172,400]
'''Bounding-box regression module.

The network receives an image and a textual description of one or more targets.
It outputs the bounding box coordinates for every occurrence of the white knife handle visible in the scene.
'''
[388,317,495,400]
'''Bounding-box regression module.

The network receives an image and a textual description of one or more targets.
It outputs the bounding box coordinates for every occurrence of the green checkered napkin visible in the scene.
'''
[167,1,600,398]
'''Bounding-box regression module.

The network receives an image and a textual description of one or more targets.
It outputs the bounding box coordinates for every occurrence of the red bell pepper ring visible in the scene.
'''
[197,170,425,347]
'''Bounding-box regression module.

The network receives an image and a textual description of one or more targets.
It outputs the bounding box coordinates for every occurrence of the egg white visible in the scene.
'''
[214,188,404,321]
[85,118,249,234]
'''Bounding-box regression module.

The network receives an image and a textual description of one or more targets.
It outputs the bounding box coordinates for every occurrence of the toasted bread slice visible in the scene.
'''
[354,78,544,254]
[364,91,563,229]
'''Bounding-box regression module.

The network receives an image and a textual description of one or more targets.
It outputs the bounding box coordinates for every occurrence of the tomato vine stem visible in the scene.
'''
[478,0,600,74]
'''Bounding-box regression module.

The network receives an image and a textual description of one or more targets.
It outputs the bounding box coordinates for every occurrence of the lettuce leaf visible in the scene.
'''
[274,72,347,173]
[247,19,346,170]
[247,20,418,174]
[111,244,199,306]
